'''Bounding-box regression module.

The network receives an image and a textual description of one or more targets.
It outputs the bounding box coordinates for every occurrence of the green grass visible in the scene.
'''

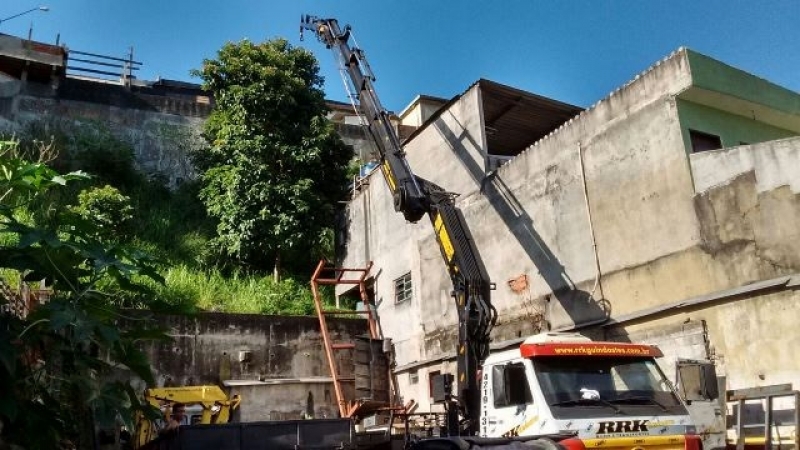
[2,174,333,316]
[131,264,334,315]
[2,126,341,316]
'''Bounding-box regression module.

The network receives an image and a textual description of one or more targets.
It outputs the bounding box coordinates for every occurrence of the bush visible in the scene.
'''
[70,185,134,240]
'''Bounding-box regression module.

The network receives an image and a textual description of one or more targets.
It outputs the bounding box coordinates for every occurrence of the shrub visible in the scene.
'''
[70,185,134,240]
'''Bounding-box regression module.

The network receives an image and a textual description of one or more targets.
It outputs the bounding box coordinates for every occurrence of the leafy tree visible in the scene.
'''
[192,39,351,279]
[0,140,164,449]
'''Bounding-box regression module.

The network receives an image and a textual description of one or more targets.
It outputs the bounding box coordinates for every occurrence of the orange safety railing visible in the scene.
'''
[310,260,404,420]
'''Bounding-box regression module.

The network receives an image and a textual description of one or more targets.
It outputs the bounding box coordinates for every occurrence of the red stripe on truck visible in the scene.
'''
[520,342,663,358]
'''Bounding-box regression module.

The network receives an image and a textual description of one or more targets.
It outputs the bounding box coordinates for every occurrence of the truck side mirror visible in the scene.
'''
[700,363,719,400]
[676,360,719,402]
[492,365,509,407]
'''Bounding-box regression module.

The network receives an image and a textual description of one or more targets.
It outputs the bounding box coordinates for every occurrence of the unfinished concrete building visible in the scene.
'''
[336,47,800,436]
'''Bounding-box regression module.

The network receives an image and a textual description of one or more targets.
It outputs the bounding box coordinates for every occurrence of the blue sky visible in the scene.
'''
[2,1,798,113]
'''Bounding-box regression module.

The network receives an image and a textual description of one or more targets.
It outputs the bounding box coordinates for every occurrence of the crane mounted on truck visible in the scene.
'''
[301,14,705,450]
[300,14,497,437]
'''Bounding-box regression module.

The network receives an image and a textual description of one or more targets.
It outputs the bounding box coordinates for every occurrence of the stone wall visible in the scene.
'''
[0,77,208,187]
[0,76,377,189]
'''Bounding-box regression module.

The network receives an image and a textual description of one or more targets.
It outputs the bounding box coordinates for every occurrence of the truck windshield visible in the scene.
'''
[531,356,688,419]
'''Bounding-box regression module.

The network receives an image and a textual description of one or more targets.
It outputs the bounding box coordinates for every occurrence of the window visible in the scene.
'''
[492,362,533,408]
[689,129,722,153]
[430,371,454,403]
[409,369,419,385]
[428,370,441,398]
[394,272,413,304]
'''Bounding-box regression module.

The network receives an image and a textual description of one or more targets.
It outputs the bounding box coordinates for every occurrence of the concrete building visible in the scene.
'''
[336,47,800,439]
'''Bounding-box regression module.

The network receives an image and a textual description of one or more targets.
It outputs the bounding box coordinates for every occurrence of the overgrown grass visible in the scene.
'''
[130,264,335,315]
[2,124,339,316]
[126,181,216,267]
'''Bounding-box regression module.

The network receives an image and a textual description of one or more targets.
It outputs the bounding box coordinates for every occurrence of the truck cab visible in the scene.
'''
[481,333,701,450]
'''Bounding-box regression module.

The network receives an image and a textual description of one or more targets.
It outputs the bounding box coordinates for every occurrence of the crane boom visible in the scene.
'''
[301,15,497,435]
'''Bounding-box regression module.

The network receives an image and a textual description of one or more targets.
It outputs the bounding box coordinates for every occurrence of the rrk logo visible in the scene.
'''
[597,420,649,434]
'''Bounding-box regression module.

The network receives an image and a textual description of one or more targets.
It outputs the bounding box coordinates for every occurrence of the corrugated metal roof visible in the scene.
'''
[479,79,583,156]
[403,79,583,157]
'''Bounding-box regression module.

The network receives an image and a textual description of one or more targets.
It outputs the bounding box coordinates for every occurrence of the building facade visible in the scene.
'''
[336,48,800,441]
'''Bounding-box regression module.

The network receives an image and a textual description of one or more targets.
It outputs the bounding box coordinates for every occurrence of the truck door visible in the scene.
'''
[484,362,534,437]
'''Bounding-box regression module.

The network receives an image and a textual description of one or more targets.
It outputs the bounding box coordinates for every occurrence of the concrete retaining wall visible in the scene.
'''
[139,313,369,421]
[0,78,207,187]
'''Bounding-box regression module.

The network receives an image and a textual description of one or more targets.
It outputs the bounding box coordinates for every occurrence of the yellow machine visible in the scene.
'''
[133,385,241,449]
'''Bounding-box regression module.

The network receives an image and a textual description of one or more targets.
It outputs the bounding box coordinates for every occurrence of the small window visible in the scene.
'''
[428,370,441,397]
[689,129,722,153]
[394,272,412,304]
[409,369,419,385]
[492,363,533,408]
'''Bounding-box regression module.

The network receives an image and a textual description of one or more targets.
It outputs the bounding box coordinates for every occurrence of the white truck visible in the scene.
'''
[479,332,701,449]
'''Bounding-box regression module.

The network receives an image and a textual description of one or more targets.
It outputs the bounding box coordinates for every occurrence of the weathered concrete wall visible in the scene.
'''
[339,48,697,362]
[0,78,208,187]
[692,140,800,280]
[601,137,800,313]
[339,166,428,366]
[683,136,800,388]
[337,47,800,415]
[399,96,447,128]
[408,86,485,195]
[139,313,369,421]
[0,77,378,189]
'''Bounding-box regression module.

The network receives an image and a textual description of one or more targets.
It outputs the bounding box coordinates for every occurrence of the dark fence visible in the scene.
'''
[66,48,141,83]
[146,419,354,450]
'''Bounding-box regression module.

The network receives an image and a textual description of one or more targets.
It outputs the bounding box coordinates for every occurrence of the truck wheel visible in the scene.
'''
[522,438,562,450]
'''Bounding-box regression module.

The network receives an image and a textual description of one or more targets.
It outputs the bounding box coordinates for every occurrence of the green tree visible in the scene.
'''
[0,140,164,449]
[192,38,351,279]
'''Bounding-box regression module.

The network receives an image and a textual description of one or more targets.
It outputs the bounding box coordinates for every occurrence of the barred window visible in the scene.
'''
[394,272,413,304]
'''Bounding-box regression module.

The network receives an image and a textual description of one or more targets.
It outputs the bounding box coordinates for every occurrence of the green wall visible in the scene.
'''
[687,49,800,116]
[677,99,796,152]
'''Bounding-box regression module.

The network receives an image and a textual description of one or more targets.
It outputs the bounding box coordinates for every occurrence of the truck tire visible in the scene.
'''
[521,438,563,450]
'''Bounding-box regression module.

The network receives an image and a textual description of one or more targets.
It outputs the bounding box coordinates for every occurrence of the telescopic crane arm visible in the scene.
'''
[301,16,427,222]
[301,15,497,435]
